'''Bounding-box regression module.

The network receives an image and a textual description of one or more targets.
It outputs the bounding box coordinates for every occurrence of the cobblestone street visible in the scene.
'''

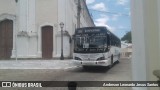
[0,58,132,90]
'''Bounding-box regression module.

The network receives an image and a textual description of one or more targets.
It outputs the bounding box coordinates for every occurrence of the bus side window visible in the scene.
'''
[107,35,110,45]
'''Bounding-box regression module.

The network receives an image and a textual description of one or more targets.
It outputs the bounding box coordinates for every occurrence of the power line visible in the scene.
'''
[89,9,130,16]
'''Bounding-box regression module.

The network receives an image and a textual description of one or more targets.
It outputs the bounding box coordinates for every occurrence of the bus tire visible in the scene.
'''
[116,60,120,64]
[116,54,120,64]
[109,55,113,68]
[83,66,89,70]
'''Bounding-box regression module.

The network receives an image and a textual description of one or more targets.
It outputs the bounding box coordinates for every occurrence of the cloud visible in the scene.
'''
[95,15,109,24]
[117,26,131,30]
[117,0,128,6]
[118,26,126,29]
[112,15,120,21]
[86,0,95,4]
[128,11,131,16]
[94,15,115,32]
[125,7,130,10]
[91,2,107,11]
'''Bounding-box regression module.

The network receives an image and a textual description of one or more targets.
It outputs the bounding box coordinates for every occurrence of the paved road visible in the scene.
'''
[0,58,132,90]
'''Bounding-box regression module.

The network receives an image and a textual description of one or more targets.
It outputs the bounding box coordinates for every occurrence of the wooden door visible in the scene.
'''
[0,19,13,59]
[42,26,53,59]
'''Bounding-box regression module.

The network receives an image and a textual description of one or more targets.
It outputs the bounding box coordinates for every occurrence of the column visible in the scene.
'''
[18,0,28,32]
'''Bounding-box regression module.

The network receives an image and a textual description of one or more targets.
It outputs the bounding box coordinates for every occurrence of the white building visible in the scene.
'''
[0,0,94,59]
[131,0,160,90]
[121,42,132,58]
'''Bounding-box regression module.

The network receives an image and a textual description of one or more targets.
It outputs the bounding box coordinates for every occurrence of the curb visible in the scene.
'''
[0,60,77,69]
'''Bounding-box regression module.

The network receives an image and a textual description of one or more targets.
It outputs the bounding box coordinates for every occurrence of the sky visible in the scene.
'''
[86,0,131,38]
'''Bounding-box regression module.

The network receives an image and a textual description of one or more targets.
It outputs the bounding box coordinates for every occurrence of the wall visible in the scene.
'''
[121,47,132,58]
[0,0,17,58]
[131,0,160,90]
[16,0,38,58]
[0,0,16,15]
[80,0,95,27]
[36,0,58,58]
[142,0,160,82]
[0,0,94,59]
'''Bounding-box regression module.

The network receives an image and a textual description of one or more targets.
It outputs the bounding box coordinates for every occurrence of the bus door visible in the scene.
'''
[107,33,111,50]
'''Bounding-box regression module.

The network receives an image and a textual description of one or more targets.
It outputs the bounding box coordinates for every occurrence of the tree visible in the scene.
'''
[121,31,132,43]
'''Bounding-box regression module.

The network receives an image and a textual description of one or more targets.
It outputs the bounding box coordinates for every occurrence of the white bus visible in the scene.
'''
[73,27,121,69]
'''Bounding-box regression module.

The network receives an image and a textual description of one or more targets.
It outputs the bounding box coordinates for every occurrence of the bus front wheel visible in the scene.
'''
[108,55,113,68]
[83,66,89,70]
[116,54,120,64]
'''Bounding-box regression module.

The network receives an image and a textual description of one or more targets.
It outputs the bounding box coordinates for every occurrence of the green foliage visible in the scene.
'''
[121,31,132,43]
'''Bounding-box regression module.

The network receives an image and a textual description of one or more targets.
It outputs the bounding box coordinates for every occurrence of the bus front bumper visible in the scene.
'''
[73,60,110,66]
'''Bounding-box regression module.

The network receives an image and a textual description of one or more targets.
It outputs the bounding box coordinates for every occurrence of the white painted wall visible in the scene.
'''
[142,0,160,82]
[0,0,17,58]
[56,34,70,57]
[36,0,58,58]
[36,0,58,25]
[131,0,160,90]
[80,0,95,27]
[0,0,16,15]
[0,0,94,59]
[16,0,38,58]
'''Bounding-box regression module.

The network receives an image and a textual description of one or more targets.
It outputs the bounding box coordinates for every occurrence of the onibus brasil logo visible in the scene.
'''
[1,82,42,87]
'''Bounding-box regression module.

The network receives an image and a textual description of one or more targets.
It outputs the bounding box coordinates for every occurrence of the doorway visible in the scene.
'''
[41,26,53,59]
[0,19,13,59]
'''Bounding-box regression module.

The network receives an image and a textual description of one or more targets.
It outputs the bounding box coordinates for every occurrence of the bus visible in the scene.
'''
[73,27,121,69]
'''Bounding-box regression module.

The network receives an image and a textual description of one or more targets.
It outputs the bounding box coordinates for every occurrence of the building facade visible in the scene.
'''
[0,0,95,59]
[121,42,132,58]
[121,46,132,58]
[131,0,160,90]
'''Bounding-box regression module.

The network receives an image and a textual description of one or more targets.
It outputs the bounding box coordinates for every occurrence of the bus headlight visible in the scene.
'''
[97,57,105,61]
[74,57,82,60]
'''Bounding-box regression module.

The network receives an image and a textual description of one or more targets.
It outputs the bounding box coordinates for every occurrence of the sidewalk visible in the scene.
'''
[0,59,78,69]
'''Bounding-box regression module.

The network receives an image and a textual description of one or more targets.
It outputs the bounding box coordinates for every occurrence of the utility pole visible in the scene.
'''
[15,0,18,61]
[77,0,81,28]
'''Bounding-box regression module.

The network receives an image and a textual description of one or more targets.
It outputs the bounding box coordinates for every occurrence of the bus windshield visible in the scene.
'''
[74,33,108,53]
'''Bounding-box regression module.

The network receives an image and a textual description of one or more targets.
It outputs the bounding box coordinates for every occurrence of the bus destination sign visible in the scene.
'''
[77,29,103,34]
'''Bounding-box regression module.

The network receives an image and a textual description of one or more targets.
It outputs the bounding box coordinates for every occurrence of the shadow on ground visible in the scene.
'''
[70,62,119,73]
